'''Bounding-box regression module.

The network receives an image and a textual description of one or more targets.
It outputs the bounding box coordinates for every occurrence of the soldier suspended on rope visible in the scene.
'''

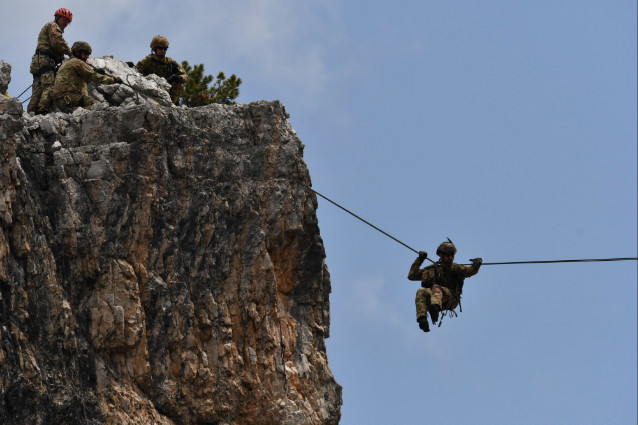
[407,239,482,332]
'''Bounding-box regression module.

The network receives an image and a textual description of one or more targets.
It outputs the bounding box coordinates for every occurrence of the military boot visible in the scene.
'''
[417,317,430,333]
[428,304,441,324]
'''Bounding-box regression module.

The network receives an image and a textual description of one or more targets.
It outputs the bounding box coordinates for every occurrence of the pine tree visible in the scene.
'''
[180,61,242,106]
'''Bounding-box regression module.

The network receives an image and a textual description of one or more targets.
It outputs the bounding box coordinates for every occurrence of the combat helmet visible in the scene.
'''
[436,240,457,256]
[54,8,73,23]
[150,35,169,50]
[71,41,92,55]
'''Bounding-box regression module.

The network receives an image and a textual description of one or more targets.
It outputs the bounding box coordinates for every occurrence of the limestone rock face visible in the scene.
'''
[0,93,341,423]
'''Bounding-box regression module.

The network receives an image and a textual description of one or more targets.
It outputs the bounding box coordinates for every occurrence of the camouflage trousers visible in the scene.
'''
[28,70,56,114]
[415,285,460,320]
[54,93,100,112]
[28,53,57,114]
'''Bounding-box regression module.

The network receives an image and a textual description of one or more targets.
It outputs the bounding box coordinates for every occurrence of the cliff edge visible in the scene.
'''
[0,63,341,424]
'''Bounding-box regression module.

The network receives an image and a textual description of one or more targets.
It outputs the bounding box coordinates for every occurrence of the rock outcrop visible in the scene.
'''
[87,56,175,108]
[0,61,10,95]
[0,61,341,424]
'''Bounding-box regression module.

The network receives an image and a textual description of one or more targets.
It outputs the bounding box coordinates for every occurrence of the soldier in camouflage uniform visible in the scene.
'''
[52,41,122,112]
[136,35,188,104]
[407,241,482,332]
[28,8,73,114]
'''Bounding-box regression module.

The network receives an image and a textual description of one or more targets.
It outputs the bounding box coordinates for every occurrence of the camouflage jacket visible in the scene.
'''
[35,21,72,63]
[52,58,115,99]
[408,257,480,294]
[136,54,188,83]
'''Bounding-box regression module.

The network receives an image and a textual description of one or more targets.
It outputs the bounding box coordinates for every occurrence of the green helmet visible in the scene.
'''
[436,241,457,256]
[71,41,92,55]
[150,35,169,49]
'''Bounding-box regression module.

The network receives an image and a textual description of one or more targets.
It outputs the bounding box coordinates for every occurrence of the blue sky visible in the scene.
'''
[4,1,636,424]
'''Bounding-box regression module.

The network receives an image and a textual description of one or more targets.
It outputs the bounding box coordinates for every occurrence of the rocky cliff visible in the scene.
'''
[0,60,341,425]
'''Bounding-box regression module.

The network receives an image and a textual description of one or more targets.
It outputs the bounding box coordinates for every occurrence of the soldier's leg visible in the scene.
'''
[430,285,444,307]
[55,94,83,113]
[27,54,45,114]
[428,285,444,323]
[79,95,100,109]
[37,71,56,114]
[55,95,72,113]
[415,288,431,332]
[415,288,431,320]
[27,76,43,114]
[440,287,459,311]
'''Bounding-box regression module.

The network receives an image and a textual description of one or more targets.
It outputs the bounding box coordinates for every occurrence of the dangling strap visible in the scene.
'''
[437,309,459,327]
[437,292,462,328]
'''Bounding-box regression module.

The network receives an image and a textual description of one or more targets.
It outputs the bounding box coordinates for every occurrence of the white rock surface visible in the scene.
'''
[88,56,175,107]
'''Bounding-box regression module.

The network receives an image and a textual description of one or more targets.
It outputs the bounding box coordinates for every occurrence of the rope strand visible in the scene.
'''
[461,257,638,266]
[16,84,32,99]
[310,188,421,254]
[309,187,638,266]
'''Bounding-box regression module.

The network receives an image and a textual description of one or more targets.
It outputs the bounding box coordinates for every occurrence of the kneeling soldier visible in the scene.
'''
[52,41,122,112]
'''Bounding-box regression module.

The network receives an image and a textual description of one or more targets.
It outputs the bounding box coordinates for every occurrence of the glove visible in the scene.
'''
[418,251,428,260]
[470,258,483,267]
[168,75,181,84]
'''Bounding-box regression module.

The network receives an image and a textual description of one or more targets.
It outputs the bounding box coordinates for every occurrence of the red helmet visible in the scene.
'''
[54,8,73,23]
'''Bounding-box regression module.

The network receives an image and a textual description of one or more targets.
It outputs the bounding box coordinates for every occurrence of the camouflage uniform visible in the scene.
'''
[52,58,115,111]
[28,21,72,114]
[408,256,480,321]
[136,55,187,104]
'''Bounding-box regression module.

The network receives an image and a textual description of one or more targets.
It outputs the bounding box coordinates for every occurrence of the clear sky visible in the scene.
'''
[3,1,637,424]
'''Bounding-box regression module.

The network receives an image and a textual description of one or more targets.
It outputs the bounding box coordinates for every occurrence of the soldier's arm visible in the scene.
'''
[177,63,188,83]
[459,263,480,278]
[407,256,426,281]
[135,59,148,75]
[170,59,188,83]
[48,24,72,57]
[79,62,115,85]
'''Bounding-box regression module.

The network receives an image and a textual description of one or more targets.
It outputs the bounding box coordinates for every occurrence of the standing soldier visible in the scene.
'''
[51,41,122,112]
[28,8,73,114]
[407,240,482,332]
[136,35,188,105]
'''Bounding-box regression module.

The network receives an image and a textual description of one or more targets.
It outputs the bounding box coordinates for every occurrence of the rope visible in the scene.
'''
[17,84,32,99]
[463,257,638,266]
[309,187,432,261]
[309,187,638,266]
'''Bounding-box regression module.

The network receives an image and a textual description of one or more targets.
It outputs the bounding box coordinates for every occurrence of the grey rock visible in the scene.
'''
[88,56,174,107]
[0,60,10,94]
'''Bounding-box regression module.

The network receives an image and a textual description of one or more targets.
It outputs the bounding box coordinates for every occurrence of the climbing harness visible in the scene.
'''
[309,187,638,266]
[438,309,458,328]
